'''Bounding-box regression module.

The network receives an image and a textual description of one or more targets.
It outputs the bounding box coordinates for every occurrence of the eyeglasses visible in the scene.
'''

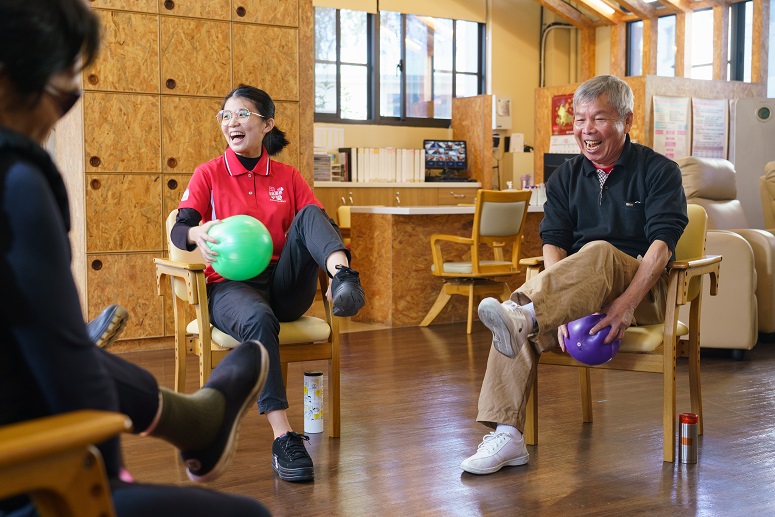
[45,85,82,117]
[216,108,265,125]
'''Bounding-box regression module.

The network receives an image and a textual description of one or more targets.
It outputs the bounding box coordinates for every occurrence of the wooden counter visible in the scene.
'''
[349,205,543,328]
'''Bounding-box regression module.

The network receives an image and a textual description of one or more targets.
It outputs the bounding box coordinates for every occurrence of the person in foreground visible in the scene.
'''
[460,75,688,475]
[0,1,270,514]
[172,85,365,482]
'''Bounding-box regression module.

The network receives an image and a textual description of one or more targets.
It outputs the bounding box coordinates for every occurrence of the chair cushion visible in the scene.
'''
[619,321,689,353]
[677,156,737,201]
[187,315,331,350]
[432,260,513,274]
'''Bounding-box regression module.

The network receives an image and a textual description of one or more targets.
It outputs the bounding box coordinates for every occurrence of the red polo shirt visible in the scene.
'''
[179,146,322,283]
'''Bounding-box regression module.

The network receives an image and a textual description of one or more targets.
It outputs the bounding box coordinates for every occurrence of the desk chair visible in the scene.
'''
[420,189,532,334]
[154,210,341,437]
[523,204,720,462]
[0,410,131,517]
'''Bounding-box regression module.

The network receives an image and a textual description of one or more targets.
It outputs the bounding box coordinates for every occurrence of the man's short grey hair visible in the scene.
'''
[573,75,634,119]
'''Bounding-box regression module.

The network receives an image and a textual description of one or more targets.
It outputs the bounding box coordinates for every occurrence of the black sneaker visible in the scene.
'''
[331,265,365,317]
[87,305,129,349]
[181,340,269,483]
[272,432,314,482]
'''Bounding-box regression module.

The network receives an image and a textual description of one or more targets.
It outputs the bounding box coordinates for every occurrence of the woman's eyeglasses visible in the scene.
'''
[216,108,265,125]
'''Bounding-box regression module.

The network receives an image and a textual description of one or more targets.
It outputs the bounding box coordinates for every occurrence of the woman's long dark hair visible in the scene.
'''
[0,0,100,108]
[222,85,290,156]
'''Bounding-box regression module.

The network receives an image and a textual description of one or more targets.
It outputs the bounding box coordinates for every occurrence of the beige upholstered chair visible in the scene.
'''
[678,156,775,355]
[0,410,131,517]
[154,210,341,437]
[760,161,775,229]
[524,204,721,462]
[420,189,532,334]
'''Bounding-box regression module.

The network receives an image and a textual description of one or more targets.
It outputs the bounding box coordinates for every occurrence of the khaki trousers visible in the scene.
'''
[476,241,669,432]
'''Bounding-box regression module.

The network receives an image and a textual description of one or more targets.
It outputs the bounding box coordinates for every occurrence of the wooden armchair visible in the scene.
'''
[420,189,532,334]
[523,204,721,462]
[0,410,131,517]
[154,210,341,437]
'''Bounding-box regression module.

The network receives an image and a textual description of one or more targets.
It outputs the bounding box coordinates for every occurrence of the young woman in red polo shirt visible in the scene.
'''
[172,85,365,482]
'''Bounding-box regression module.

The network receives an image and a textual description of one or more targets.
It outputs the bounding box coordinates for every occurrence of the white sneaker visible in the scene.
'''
[460,431,529,475]
[478,298,531,358]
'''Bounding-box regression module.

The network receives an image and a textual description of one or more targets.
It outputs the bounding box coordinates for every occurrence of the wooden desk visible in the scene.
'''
[349,206,543,328]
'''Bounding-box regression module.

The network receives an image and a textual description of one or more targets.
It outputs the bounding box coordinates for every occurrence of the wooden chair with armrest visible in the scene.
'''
[0,410,132,517]
[420,189,532,334]
[523,204,721,462]
[154,210,341,437]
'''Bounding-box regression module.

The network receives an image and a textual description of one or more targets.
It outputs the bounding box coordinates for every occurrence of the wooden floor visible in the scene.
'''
[120,323,775,516]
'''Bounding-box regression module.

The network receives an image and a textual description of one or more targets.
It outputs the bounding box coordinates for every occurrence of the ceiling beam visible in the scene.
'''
[615,0,657,19]
[536,0,594,29]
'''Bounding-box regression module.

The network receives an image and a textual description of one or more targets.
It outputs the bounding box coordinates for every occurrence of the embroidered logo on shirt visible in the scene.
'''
[269,186,286,202]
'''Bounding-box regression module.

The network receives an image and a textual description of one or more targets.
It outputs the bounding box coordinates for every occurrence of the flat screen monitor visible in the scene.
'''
[543,153,579,183]
[424,140,467,172]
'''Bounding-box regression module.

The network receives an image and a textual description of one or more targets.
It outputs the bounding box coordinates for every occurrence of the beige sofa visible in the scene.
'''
[677,156,775,357]
[760,161,775,229]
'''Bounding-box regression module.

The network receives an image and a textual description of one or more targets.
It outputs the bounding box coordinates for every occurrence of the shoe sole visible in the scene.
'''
[95,306,129,349]
[460,454,529,475]
[333,285,365,317]
[187,341,270,483]
[478,299,520,358]
[272,459,315,482]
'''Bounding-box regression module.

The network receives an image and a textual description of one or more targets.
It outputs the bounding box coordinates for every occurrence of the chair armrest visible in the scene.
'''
[519,256,544,267]
[0,411,131,467]
[154,257,207,302]
[726,228,775,332]
[667,254,722,303]
[154,257,206,271]
[429,234,473,246]
[429,234,474,275]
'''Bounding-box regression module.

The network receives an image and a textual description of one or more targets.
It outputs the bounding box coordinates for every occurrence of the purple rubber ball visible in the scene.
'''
[563,313,622,366]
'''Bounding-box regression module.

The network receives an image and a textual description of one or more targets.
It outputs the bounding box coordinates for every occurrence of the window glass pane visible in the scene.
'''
[314,7,336,62]
[315,63,337,113]
[341,64,368,120]
[628,21,643,76]
[406,15,432,118]
[691,9,714,79]
[380,11,402,118]
[456,73,478,98]
[433,18,453,71]
[743,1,752,82]
[340,10,367,64]
[657,16,676,76]
[434,71,452,119]
[456,20,479,73]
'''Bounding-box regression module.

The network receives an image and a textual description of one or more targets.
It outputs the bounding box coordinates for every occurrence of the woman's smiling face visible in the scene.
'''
[220,96,273,158]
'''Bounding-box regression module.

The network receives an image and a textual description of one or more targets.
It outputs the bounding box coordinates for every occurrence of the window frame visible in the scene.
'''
[313,8,485,127]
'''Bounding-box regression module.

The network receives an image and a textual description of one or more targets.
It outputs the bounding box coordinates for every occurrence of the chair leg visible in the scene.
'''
[579,368,592,423]
[420,285,453,327]
[688,302,704,435]
[524,373,538,445]
[466,283,475,335]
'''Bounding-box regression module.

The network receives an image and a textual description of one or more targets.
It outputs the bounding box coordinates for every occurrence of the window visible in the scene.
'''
[691,9,714,79]
[657,16,676,77]
[314,7,484,126]
[626,20,643,76]
[728,1,752,81]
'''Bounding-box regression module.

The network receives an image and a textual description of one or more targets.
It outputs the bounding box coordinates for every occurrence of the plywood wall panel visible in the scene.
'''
[87,252,164,339]
[273,101,300,170]
[89,0,158,12]
[162,96,225,173]
[298,0,314,184]
[159,0,231,20]
[233,25,299,101]
[86,174,163,252]
[452,95,493,188]
[85,10,159,93]
[161,17,232,96]
[232,0,299,26]
[84,92,161,173]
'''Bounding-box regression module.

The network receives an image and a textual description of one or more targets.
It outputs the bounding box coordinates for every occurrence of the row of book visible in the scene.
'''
[314,147,427,183]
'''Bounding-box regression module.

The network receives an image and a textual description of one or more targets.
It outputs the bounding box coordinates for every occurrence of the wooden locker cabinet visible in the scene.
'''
[437,187,479,205]
[233,24,298,101]
[83,10,159,93]
[232,0,299,26]
[160,17,231,97]
[54,2,313,349]
[84,93,161,173]
[85,174,163,253]
[161,96,224,174]
[392,188,434,207]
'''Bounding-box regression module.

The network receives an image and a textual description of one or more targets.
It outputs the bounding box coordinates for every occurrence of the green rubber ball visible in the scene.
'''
[206,215,273,281]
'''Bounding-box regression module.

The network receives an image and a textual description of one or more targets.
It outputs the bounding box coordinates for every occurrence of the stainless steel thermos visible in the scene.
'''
[679,412,698,464]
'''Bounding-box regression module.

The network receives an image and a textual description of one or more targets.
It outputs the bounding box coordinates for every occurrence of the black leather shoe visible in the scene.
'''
[87,305,129,349]
[331,265,365,317]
